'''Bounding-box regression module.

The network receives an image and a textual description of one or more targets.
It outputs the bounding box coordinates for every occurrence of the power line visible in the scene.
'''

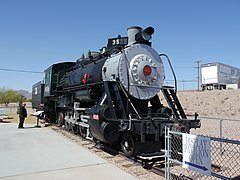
[165,79,197,82]
[0,68,44,74]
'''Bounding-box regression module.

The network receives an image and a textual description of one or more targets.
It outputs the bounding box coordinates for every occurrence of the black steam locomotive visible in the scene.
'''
[32,26,200,157]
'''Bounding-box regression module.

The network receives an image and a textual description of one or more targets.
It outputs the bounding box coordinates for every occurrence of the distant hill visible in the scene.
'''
[17,89,32,100]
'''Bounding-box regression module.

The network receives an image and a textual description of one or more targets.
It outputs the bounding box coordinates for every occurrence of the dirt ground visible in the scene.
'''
[160,89,240,120]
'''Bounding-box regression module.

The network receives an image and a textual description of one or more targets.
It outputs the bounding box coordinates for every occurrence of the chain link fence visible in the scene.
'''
[164,127,240,179]
[164,80,198,91]
[190,116,240,140]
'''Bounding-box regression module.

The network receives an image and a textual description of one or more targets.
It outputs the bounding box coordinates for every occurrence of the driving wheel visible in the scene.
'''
[120,132,136,157]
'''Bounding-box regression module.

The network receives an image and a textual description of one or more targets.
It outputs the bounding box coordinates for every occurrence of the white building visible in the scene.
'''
[201,62,240,90]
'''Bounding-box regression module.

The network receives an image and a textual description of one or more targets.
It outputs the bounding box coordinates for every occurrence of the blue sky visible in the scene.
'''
[0,0,240,92]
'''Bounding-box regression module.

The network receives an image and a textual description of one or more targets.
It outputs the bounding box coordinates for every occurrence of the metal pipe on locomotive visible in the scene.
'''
[32,26,200,157]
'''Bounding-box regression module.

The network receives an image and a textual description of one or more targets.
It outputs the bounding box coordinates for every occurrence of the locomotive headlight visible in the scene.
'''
[143,65,152,76]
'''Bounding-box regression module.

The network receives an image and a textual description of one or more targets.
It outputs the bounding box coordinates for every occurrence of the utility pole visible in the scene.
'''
[195,61,201,91]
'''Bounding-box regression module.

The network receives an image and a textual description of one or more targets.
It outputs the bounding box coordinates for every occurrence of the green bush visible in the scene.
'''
[0,87,25,106]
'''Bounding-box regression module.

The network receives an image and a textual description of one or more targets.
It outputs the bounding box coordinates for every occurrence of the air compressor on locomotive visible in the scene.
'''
[32,26,200,157]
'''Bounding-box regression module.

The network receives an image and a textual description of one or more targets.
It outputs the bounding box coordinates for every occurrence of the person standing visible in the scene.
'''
[18,103,27,129]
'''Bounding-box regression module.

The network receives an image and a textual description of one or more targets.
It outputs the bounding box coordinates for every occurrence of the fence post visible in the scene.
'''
[165,126,171,180]
[165,126,167,180]
[219,119,223,155]
[168,127,171,180]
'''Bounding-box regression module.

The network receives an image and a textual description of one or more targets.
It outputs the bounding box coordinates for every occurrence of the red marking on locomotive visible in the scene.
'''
[93,114,99,120]
[82,74,91,83]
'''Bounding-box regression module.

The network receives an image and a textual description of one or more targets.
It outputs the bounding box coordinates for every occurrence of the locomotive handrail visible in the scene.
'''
[128,114,132,130]
[99,93,107,106]
[61,82,102,91]
[159,54,177,92]
[129,83,160,88]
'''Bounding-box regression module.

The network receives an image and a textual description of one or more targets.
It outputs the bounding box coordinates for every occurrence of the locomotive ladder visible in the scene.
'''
[161,86,187,119]
[103,82,127,119]
[112,84,127,119]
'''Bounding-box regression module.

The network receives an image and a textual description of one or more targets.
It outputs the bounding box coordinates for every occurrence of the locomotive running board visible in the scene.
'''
[136,152,165,169]
[136,152,165,161]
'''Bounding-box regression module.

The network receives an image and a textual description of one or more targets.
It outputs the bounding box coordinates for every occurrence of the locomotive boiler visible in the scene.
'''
[32,26,200,157]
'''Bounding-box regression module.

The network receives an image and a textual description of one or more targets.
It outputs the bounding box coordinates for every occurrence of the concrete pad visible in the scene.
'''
[0,123,137,180]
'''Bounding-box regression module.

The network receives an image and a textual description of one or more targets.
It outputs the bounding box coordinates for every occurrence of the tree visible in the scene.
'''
[0,87,24,106]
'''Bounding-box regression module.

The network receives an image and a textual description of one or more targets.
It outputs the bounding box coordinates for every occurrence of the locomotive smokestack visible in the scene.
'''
[127,26,142,45]
[140,26,154,41]
[127,26,155,45]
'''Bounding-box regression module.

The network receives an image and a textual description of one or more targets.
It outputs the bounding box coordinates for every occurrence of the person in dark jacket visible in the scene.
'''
[18,103,27,129]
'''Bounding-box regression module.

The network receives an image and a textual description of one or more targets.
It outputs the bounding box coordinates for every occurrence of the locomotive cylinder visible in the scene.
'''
[88,105,120,144]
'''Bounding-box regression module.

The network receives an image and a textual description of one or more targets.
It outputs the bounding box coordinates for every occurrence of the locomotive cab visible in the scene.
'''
[44,62,76,96]
[43,62,76,122]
